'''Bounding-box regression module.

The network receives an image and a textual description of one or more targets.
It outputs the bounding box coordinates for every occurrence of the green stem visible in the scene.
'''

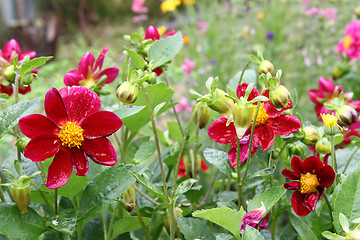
[323,193,334,229]
[54,188,58,215]
[238,60,252,85]
[133,204,151,240]
[236,137,242,209]
[330,135,337,184]
[133,184,160,205]
[342,146,359,174]
[0,184,5,201]
[107,202,119,240]
[198,169,219,207]
[0,171,14,202]
[271,208,276,240]
[14,72,20,104]
[29,179,55,214]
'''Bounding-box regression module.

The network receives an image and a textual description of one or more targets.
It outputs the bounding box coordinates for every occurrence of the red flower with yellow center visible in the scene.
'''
[19,86,122,189]
[208,83,301,167]
[282,155,335,216]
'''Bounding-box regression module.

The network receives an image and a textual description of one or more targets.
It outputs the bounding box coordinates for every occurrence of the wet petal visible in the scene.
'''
[305,193,318,211]
[64,70,83,86]
[291,191,312,216]
[94,47,108,70]
[67,86,101,124]
[284,181,300,190]
[24,135,61,162]
[228,144,251,168]
[309,89,322,104]
[291,156,304,174]
[81,111,122,138]
[44,88,68,126]
[302,156,323,174]
[317,165,335,188]
[78,52,95,77]
[257,126,275,151]
[282,169,300,180]
[19,114,58,138]
[82,138,117,166]
[208,117,237,144]
[58,87,70,111]
[268,115,301,135]
[236,82,259,100]
[72,148,89,176]
[45,147,73,189]
[98,67,119,84]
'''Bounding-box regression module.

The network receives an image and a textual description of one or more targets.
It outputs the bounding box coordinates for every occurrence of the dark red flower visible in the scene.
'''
[208,83,301,167]
[64,47,119,89]
[282,155,335,216]
[0,39,37,96]
[19,86,122,189]
[240,203,269,234]
[178,156,208,178]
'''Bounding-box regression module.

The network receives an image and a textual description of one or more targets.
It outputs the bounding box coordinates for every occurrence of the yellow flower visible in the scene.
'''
[161,0,181,13]
[321,113,339,136]
[182,0,195,5]
[344,35,352,49]
[183,36,190,44]
[157,26,167,36]
[257,12,264,20]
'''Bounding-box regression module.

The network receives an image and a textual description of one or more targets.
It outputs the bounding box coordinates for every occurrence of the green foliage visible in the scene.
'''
[242,226,265,240]
[177,216,216,240]
[247,186,286,212]
[289,213,318,240]
[203,148,233,177]
[111,216,151,238]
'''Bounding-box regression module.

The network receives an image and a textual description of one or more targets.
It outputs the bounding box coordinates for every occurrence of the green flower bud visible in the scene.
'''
[3,65,16,83]
[121,185,136,212]
[346,230,360,240]
[300,126,319,146]
[11,176,31,214]
[21,73,34,85]
[232,102,253,138]
[315,137,331,154]
[257,60,274,74]
[269,85,291,108]
[194,102,211,129]
[336,105,358,127]
[207,89,234,117]
[332,61,350,80]
[355,6,360,19]
[288,143,304,156]
[271,148,281,159]
[116,82,139,104]
[15,138,27,153]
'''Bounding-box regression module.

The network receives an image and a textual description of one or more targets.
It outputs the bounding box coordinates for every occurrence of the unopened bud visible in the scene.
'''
[332,61,350,80]
[121,185,136,212]
[116,82,139,104]
[269,85,291,108]
[15,138,27,153]
[321,113,339,136]
[207,89,234,117]
[3,65,16,83]
[257,60,274,74]
[271,148,280,159]
[301,126,319,146]
[22,73,34,85]
[194,102,211,129]
[11,176,31,214]
[288,143,304,156]
[336,105,358,127]
[152,67,163,76]
[144,26,160,41]
[232,102,253,138]
[315,137,331,154]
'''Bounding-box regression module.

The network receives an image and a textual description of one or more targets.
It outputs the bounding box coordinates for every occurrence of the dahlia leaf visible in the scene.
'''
[124,47,146,69]
[175,178,198,196]
[129,171,166,201]
[289,213,318,240]
[177,216,216,240]
[203,148,233,178]
[19,56,52,76]
[247,186,286,213]
[134,141,156,164]
[242,226,265,240]
[45,210,76,235]
[227,69,257,91]
[111,216,151,238]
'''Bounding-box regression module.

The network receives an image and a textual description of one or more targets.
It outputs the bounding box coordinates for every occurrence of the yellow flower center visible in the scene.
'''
[79,78,96,89]
[344,35,352,49]
[320,113,337,128]
[252,104,269,127]
[300,172,320,195]
[58,122,84,148]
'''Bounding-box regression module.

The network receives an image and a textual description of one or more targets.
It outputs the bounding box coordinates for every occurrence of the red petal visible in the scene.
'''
[282,169,300,180]
[284,181,300,190]
[18,84,31,95]
[67,86,101,124]
[98,67,119,84]
[44,88,68,126]
[317,165,335,188]
[291,191,312,216]
[71,148,89,176]
[82,138,117,166]
[201,161,208,172]
[45,147,73,189]
[78,52,95,77]
[208,117,237,144]
[318,77,335,95]
[228,144,252,167]
[305,193,318,211]
[236,83,259,100]
[24,135,61,162]
[2,39,20,60]
[257,126,275,151]
[19,50,36,60]
[81,111,122,138]
[309,89,322,105]
[264,99,293,118]
[94,47,108,71]
[19,114,58,138]
[291,156,304,174]
[268,115,301,135]
[302,156,323,174]
[64,70,83,86]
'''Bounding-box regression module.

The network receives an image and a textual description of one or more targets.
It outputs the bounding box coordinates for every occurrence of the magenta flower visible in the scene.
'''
[181,58,195,77]
[305,7,320,15]
[282,156,335,216]
[131,0,148,14]
[208,83,301,167]
[174,97,193,112]
[197,21,210,35]
[240,203,269,234]
[320,8,337,21]
[19,86,122,189]
[0,39,37,96]
[336,21,360,61]
[64,47,119,89]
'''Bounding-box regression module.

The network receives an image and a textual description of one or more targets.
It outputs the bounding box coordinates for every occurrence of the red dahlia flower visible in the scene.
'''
[208,83,301,167]
[0,39,37,96]
[19,86,122,189]
[64,47,119,89]
[240,203,269,234]
[282,155,335,216]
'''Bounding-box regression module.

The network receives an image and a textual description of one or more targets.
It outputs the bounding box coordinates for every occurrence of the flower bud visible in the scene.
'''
[21,73,34,85]
[336,105,358,127]
[315,137,331,154]
[269,85,291,108]
[116,82,139,104]
[144,26,160,41]
[332,61,350,80]
[11,176,31,214]
[121,185,136,212]
[207,89,234,117]
[346,230,360,240]
[271,148,280,159]
[3,65,16,83]
[300,126,319,146]
[15,138,27,152]
[321,113,339,136]
[194,102,211,129]
[232,102,253,138]
[288,143,304,156]
[355,6,360,19]
[257,60,274,74]
[153,67,163,76]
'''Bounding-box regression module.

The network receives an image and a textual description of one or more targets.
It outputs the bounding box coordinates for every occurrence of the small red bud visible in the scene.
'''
[144,26,160,41]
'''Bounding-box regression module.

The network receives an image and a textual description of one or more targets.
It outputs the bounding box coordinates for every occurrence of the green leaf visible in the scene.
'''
[78,164,136,220]
[153,102,166,117]
[19,56,52,76]
[250,166,276,178]
[247,186,286,213]
[227,69,257,91]
[58,174,88,198]
[45,210,76,235]
[242,226,265,240]
[124,47,146,69]
[175,178,198,196]
[339,213,350,233]
[322,231,345,240]
[0,98,40,139]
[289,213,318,240]
[148,32,183,68]
[168,121,183,143]
[193,204,246,239]
[177,217,216,240]
[203,148,233,177]
[115,105,145,119]
[111,216,151,238]
[129,171,166,201]
[333,165,360,233]
[134,141,156,163]
[0,203,47,240]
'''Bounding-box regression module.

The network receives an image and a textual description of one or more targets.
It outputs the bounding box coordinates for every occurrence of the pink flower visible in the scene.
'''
[305,7,319,15]
[320,8,337,21]
[197,21,209,35]
[181,58,195,77]
[175,97,193,112]
[133,15,148,22]
[131,0,148,14]
[303,0,310,7]
[335,21,360,61]
[240,203,269,234]
[64,47,119,89]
